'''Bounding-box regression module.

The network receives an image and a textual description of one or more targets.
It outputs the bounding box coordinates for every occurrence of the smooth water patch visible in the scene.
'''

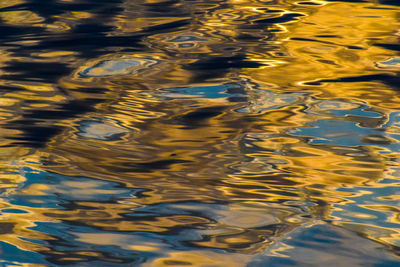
[78,55,160,77]
[10,167,137,208]
[376,57,400,70]
[77,120,129,141]
[250,223,400,267]
[159,83,247,101]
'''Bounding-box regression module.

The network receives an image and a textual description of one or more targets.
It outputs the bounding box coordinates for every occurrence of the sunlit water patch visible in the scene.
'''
[0,0,400,265]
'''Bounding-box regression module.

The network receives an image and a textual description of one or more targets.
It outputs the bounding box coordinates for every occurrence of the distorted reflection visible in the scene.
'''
[0,0,399,266]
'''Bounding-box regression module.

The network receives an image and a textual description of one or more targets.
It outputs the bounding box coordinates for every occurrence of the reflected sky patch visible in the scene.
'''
[159,83,247,101]
[8,167,139,208]
[79,56,159,77]
[77,120,129,141]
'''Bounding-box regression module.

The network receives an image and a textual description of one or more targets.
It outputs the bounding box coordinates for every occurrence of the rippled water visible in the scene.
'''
[0,0,399,266]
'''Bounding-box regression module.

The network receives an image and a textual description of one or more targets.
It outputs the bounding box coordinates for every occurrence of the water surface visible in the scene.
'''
[0,0,399,266]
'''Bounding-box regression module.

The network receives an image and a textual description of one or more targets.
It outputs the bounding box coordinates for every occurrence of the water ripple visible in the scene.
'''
[0,0,399,265]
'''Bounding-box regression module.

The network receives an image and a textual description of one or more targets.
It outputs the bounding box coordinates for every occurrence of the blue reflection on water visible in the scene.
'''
[289,100,400,150]
[0,241,48,266]
[249,224,400,267]
[159,83,246,100]
[8,167,137,209]
[334,180,400,231]
[290,119,381,146]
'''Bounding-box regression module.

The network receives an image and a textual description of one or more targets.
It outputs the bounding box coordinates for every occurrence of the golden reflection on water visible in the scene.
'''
[0,0,399,265]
